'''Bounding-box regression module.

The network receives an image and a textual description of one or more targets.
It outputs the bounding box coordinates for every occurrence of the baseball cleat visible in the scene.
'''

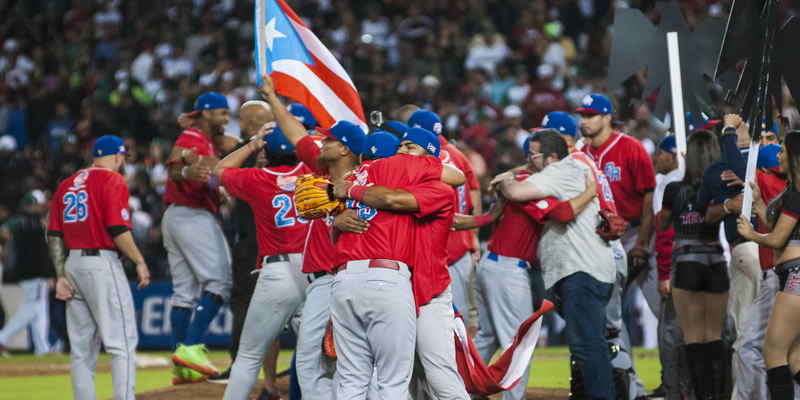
[171,365,207,385]
[172,344,219,375]
[206,367,231,384]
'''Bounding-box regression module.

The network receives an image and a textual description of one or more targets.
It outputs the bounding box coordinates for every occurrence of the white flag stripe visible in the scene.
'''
[288,18,357,88]
[273,59,368,131]
[498,318,543,388]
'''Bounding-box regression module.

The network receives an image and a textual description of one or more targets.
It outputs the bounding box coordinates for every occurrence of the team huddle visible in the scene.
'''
[45,71,800,400]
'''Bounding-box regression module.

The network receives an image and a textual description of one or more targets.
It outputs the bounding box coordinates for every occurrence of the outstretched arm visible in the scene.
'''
[258,74,312,146]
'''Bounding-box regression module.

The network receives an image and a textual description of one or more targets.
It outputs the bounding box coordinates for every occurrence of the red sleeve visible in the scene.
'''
[167,135,202,167]
[546,200,576,222]
[518,198,560,223]
[655,212,674,280]
[295,136,328,175]
[47,185,64,234]
[103,175,133,229]
[221,168,263,204]
[631,142,656,192]
[407,181,454,218]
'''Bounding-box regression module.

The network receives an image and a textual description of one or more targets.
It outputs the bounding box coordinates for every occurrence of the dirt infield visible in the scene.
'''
[136,376,570,400]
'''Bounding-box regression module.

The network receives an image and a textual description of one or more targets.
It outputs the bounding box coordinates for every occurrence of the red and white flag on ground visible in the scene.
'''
[455,300,554,396]
[254,0,367,131]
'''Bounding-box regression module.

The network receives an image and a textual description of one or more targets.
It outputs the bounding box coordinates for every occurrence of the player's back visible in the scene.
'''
[49,166,130,251]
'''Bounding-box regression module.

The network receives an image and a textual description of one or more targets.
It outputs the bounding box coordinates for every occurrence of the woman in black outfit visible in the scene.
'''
[738,131,800,399]
[659,130,727,399]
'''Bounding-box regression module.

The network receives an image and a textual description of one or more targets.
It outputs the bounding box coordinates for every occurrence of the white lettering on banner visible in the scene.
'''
[140,295,232,336]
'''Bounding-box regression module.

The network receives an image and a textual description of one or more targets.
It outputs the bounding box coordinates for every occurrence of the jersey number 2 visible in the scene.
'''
[273,194,307,227]
[63,190,88,223]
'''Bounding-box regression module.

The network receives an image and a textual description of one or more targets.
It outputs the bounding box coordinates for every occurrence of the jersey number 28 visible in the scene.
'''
[63,190,88,223]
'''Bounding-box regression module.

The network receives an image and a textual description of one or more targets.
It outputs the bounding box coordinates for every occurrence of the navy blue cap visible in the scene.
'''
[288,103,317,128]
[190,92,229,114]
[687,112,721,132]
[319,121,367,155]
[402,127,440,157]
[93,135,127,158]
[758,144,781,168]
[407,110,443,135]
[762,118,778,134]
[575,94,613,115]
[382,120,409,137]
[264,125,294,153]
[362,132,400,158]
[658,136,678,155]
[542,111,577,137]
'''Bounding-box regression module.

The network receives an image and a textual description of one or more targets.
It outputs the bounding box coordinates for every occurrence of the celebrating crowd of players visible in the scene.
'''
[42,69,800,400]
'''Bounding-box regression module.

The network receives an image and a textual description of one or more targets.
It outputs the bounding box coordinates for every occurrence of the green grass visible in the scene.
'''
[0,347,662,400]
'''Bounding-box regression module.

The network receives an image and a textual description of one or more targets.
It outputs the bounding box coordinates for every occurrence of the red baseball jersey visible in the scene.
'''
[440,137,479,264]
[410,180,456,310]
[48,166,132,250]
[333,154,443,266]
[488,172,559,264]
[221,163,313,262]
[581,132,656,221]
[164,128,221,213]
[757,171,788,270]
[572,151,618,213]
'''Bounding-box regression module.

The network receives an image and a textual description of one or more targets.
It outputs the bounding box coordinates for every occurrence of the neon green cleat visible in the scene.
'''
[172,344,219,375]
[171,365,207,385]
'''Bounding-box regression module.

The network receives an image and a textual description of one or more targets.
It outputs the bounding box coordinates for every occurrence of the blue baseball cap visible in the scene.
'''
[575,94,613,115]
[264,125,294,153]
[318,120,367,155]
[93,135,127,158]
[658,136,678,155]
[758,144,781,169]
[522,134,532,157]
[402,127,440,157]
[362,132,400,158]
[189,92,229,115]
[407,110,443,135]
[542,111,577,137]
[762,118,778,134]
[288,103,317,128]
[382,120,409,137]
[687,112,721,132]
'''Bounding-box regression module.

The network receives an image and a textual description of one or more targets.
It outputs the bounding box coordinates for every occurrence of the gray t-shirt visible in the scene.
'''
[524,155,616,289]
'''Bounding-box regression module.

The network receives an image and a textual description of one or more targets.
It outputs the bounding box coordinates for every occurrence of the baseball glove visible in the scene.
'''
[596,209,626,242]
[322,319,337,359]
[294,174,344,219]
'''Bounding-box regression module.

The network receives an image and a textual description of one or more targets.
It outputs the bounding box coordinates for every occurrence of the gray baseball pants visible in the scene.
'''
[474,252,532,400]
[296,273,336,399]
[449,252,472,328]
[65,249,137,400]
[330,260,416,400]
[222,253,306,400]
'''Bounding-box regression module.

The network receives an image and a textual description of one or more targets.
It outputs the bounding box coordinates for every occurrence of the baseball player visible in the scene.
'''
[328,127,463,399]
[406,109,481,328]
[542,111,579,152]
[47,135,150,400]
[164,92,232,378]
[258,74,367,399]
[578,94,654,398]
[215,121,314,400]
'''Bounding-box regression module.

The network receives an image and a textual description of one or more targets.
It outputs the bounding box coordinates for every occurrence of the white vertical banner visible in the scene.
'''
[667,32,687,179]
[741,140,760,219]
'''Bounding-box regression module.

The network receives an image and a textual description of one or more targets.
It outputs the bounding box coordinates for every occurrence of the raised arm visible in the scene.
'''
[214,123,272,178]
[258,74,313,146]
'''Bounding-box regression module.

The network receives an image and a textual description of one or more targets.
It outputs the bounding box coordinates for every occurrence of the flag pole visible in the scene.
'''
[667,32,687,178]
[258,0,267,79]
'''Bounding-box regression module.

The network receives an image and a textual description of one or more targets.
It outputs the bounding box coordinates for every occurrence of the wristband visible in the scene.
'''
[181,165,189,179]
[474,213,493,227]
[348,184,367,202]
[723,198,732,214]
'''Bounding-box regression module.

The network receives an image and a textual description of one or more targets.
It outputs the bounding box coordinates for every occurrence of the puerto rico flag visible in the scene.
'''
[255,0,367,131]
[455,300,553,395]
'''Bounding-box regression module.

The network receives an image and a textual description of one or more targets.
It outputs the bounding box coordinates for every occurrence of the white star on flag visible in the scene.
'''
[264,17,287,51]
[582,95,593,106]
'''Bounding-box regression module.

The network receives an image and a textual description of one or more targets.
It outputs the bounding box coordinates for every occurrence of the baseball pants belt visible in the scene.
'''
[306,271,329,284]
[673,245,724,256]
[262,254,290,264]
[70,249,117,258]
[333,259,400,274]
[487,251,527,268]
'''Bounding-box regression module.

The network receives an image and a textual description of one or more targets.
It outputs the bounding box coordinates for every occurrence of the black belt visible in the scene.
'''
[81,249,100,256]
[673,245,724,256]
[730,237,750,247]
[307,271,329,284]
[628,218,641,228]
[263,254,290,264]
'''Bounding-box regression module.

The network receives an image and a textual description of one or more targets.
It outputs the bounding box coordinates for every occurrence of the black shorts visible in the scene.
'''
[775,258,800,296]
[673,261,730,293]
